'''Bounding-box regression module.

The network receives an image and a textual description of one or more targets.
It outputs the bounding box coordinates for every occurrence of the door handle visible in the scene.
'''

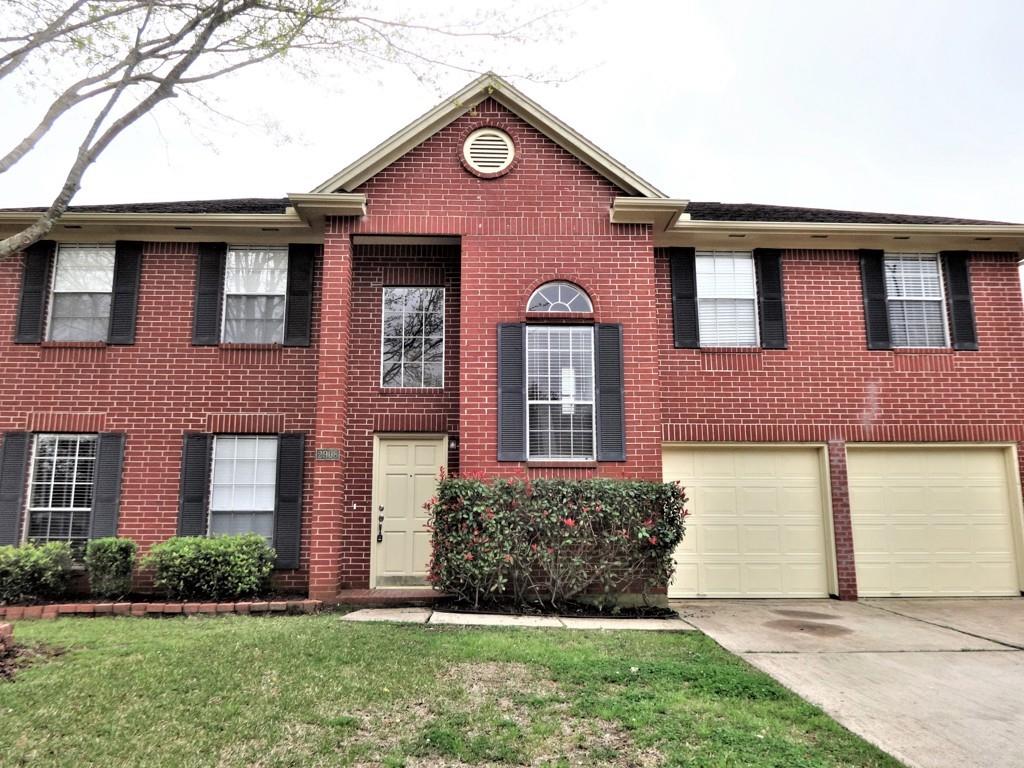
[376,505,384,543]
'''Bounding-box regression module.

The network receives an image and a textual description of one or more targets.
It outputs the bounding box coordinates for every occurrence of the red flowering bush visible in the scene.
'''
[426,476,687,611]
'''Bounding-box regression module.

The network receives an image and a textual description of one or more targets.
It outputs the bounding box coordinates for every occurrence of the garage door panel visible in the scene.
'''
[848,446,1021,597]
[702,525,740,555]
[702,486,738,514]
[666,446,829,598]
[743,525,781,554]
[783,525,830,555]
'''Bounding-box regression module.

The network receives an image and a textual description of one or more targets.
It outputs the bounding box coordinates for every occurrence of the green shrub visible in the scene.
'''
[141,534,275,601]
[0,542,74,605]
[427,475,687,610]
[85,537,137,599]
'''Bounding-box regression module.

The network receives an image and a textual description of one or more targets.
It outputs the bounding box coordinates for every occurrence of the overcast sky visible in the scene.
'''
[2,0,1023,222]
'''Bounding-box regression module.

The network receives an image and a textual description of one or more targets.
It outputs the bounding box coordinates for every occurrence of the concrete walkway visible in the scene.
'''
[341,606,695,632]
[674,598,1024,768]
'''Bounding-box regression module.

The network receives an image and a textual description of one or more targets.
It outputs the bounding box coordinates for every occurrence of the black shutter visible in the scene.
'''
[595,323,626,461]
[177,433,212,536]
[859,249,892,350]
[273,433,305,569]
[754,248,787,349]
[107,241,143,345]
[669,247,700,348]
[283,244,315,347]
[90,433,125,539]
[14,240,55,344]
[0,432,30,546]
[941,251,978,351]
[497,323,526,461]
[191,243,226,345]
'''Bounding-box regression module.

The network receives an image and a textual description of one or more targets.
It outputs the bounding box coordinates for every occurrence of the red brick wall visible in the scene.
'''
[657,248,1024,441]
[657,248,1024,598]
[317,99,665,589]
[0,243,320,591]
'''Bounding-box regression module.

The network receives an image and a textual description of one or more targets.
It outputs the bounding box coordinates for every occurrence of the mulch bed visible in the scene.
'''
[434,597,677,619]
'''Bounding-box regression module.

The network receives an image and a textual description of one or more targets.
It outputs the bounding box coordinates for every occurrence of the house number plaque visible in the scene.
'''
[315,448,341,461]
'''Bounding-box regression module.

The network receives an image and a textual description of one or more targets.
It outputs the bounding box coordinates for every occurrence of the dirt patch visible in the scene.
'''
[771,609,842,621]
[0,642,66,681]
[764,619,853,637]
[325,661,663,767]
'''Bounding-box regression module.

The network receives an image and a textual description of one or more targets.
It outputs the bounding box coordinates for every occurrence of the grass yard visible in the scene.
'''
[0,615,899,768]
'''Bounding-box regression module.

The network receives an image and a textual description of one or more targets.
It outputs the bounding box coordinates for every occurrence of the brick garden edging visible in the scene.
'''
[0,600,322,621]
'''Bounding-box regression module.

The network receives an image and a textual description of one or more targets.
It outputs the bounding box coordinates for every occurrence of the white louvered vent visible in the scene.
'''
[463,128,514,174]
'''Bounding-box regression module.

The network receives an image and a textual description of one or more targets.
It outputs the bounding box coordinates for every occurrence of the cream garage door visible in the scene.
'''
[664,446,830,598]
[848,446,1022,597]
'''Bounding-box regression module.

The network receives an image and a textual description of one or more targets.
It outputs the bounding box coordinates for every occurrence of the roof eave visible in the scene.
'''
[662,219,1024,252]
[0,193,366,242]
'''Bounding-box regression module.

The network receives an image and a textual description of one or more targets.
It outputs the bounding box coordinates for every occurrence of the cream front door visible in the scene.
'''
[372,436,446,587]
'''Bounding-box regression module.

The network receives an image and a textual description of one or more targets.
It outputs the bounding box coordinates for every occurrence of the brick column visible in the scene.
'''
[827,439,858,600]
[307,226,352,600]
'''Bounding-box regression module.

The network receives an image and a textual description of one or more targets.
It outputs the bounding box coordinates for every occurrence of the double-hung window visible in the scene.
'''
[696,251,759,347]
[884,253,949,347]
[381,287,445,388]
[222,247,288,344]
[526,326,595,461]
[26,434,97,547]
[209,435,278,540]
[48,245,116,341]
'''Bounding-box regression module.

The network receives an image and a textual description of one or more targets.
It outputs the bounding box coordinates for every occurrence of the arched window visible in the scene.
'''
[527,281,593,313]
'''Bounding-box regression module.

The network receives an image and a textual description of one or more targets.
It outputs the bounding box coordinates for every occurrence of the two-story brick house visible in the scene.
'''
[1,74,1022,602]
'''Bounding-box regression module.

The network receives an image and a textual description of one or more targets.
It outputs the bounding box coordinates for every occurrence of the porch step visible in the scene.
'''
[331,588,446,608]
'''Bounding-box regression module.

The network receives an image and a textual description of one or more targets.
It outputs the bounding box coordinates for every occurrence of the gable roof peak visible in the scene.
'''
[312,73,665,198]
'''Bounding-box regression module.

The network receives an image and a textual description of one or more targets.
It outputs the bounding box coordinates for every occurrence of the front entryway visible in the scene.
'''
[371,435,446,587]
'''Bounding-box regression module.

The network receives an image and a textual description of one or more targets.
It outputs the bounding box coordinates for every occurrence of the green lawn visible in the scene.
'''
[0,615,899,767]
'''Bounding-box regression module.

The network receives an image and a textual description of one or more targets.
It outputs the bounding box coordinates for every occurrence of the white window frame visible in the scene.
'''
[527,281,593,313]
[695,250,760,348]
[24,433,98,546]
[46,243,116,342]
[379,286,446,389]
[884,252,951,349]
[207,435,279,541]
[221,246,289,345]
[526,325,596,462]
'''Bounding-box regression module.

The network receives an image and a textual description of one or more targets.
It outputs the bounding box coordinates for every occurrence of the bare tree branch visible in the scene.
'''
[0,0,577,260]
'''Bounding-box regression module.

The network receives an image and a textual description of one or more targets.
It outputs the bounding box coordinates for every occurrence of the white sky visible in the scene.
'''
[2,0,1023,222]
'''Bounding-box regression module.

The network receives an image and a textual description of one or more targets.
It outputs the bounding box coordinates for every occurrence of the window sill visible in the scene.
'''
[891,347,954,355]
[378,387,445,394]
[40,340,107,349]
[218,343,282,350]
[700,346,762,354]
[526,460,598,469]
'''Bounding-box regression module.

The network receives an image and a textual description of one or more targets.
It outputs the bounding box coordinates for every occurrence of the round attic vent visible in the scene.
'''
[462,128,514,175]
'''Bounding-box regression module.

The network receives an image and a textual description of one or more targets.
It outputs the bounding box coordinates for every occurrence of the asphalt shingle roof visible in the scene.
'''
[0,198,1014,225]
[684,202,1011,226]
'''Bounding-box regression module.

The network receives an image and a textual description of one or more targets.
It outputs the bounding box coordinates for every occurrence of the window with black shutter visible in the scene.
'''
[670,247,787,350]
[177,432,305,568]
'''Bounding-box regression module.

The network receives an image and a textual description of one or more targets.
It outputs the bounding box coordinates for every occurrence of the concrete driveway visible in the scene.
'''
[672,598,1024,768]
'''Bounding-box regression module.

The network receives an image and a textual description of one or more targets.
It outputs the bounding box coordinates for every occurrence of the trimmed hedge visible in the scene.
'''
[142,534,275,601]
[0,542,74,605]
[427,476,687,610]
[85,537,137,599]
